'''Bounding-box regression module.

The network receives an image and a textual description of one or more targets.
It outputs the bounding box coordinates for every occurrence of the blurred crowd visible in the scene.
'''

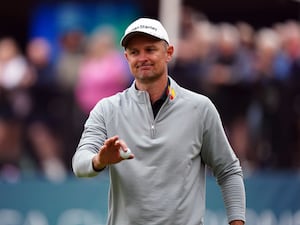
[0,26,132,182]
[171,7,300,175]
[1,7,300,182]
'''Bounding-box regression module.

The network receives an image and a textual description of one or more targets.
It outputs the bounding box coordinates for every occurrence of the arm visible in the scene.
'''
[72,103,108,177]
[219,172,246,224]
[72,102,134,177]
[200,99,246,223]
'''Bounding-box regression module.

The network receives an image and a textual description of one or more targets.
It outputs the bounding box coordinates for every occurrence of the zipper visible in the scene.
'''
[150,123,155,138]
[149,97,169,138]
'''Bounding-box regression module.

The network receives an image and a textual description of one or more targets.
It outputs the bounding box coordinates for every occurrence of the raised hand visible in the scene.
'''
[92,136,134,171]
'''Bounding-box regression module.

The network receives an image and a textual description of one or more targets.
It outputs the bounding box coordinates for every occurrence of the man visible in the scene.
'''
[72,17,246,225]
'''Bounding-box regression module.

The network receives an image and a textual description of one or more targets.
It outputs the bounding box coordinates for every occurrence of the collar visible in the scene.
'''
[129,76,177,104]
[153,78,170,104]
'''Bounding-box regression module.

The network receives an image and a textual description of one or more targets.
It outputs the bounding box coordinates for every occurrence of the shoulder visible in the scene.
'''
[99,88,130,105]
[171,77,214,108]
[170,77,220,121]
[90,88,130,116]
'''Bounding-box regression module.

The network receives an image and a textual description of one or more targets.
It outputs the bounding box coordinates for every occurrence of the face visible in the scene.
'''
[124,34,174,84]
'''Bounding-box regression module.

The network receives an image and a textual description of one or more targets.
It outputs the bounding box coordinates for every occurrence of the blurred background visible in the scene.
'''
[1,0,300,224]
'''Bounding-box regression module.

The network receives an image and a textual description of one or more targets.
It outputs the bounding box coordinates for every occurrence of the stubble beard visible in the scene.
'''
[134,64,166,84]
[135,71,165,85]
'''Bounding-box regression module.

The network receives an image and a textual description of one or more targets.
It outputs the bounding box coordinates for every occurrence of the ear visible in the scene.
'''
[166,45,174,62]
[124,51,129,61]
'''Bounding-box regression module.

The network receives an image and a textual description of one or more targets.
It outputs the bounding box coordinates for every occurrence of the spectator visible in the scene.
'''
[170,7,212,93]
[280,21,300,169]
[250,27,291,169]
[75,27,132,115]
[54,29,86,170]
[0,37,32,181]
[55,29,86,93]
[205,23,254,170]
[25,37,67,182]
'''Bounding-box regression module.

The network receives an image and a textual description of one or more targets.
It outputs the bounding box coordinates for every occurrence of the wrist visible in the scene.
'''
[92,156,106,171]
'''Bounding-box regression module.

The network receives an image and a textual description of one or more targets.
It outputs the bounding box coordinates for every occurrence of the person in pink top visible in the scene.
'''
[75,27,132,114]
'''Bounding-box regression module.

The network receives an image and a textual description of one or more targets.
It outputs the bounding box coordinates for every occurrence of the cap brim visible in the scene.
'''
[121,31,162,47]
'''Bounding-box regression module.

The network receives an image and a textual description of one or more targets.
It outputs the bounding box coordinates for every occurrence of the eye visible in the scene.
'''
[146,47,156,53]
[128,49,138,56]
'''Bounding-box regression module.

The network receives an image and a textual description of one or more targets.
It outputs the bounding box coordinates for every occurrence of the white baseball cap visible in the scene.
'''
[120,18,170,47]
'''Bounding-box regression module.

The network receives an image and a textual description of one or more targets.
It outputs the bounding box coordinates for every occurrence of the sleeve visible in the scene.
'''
[200,98,246,223]
[72,101,108,177]
[220,173,246,223]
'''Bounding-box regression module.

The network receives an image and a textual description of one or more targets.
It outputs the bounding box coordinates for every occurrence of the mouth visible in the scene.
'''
[137,64,153,71]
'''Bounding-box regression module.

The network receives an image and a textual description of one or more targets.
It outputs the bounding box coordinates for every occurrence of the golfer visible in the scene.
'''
[72,17,246,225]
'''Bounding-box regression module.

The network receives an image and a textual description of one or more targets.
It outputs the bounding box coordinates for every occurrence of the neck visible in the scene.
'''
[135,75,168,103]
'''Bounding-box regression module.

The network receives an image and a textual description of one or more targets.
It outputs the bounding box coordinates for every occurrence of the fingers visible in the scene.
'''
[115,139,128,151]
[100,136,134,163]
[104,135,119,148]
[116,139,134,159]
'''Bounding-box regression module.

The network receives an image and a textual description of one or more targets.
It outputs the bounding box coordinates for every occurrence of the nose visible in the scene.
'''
[137,51,148,62]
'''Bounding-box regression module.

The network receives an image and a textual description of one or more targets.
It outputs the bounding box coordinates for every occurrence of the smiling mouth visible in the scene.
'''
[138,65,152,70]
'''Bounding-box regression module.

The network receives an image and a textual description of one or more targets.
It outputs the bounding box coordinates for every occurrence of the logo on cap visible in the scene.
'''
[131,25,158,32]
[120,18,169,47]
